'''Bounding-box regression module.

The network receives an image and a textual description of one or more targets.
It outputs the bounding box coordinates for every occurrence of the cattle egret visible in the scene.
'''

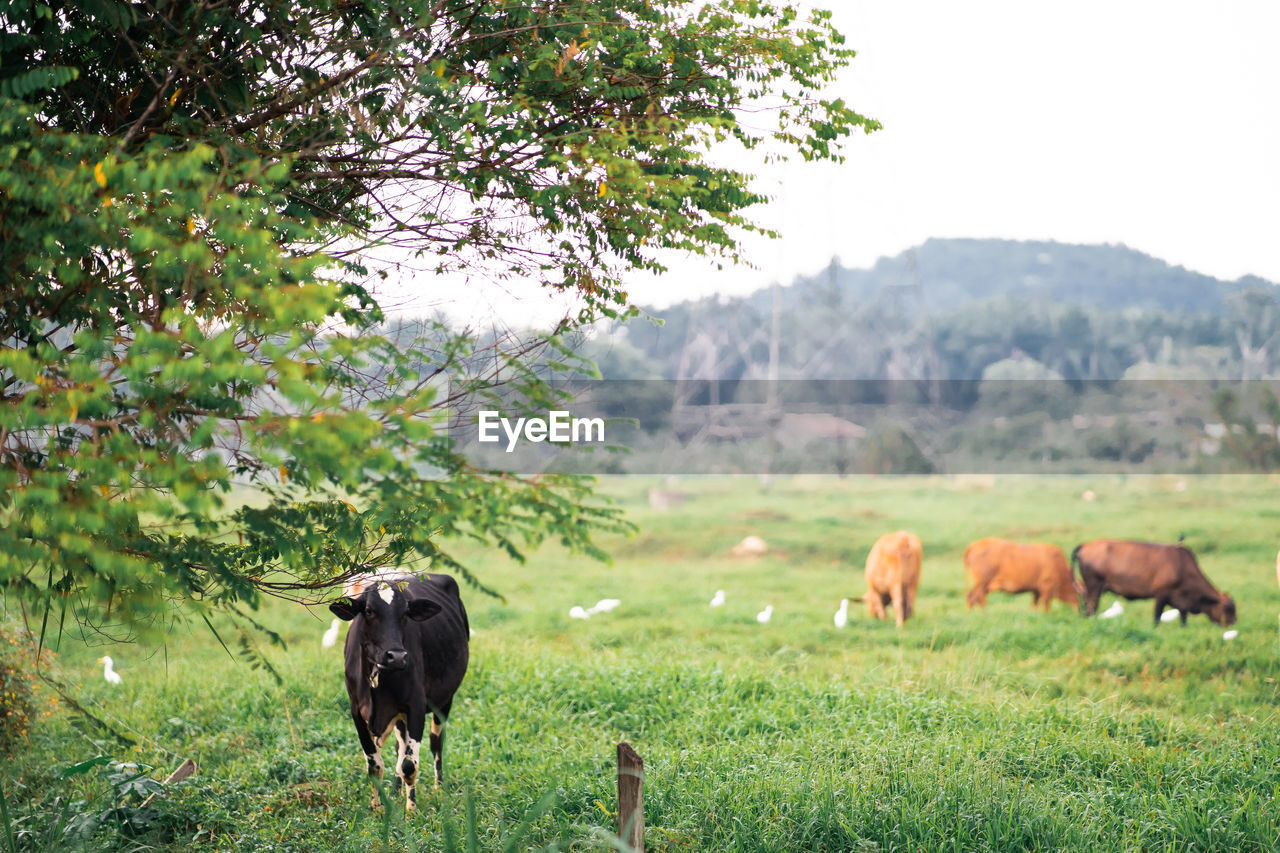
[1100,602,1124,619]
[756,605,773,624]
[834,599,849,628]
[1160,609,1180,623]
[587,598,620,615]
[321,618,341,648]
[569,606,590,620]
[709,590,726,607]
[1082,490,1096,502]
[1223,630,1238,640]
[97,656,122,685]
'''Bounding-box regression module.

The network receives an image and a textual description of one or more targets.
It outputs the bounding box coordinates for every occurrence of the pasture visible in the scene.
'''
[4,475,1280,851]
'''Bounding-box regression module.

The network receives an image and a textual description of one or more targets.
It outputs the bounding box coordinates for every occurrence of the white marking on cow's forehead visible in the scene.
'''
[378,583,395,605]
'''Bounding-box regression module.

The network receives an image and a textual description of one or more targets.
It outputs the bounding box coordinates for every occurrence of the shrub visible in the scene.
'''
[0,627,39,755]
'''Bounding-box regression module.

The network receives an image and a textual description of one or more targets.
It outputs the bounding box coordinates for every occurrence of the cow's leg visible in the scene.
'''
[365,710,404,809]
[429,699,452,786]
[1030,590,1041,609]
[904,585,916,621]
[430,718,445,786]
[890,583,906,628]
[1153,599,1167,627]
[967,584,986,609]
[1080,566,1103,616]
[351,708,384,780]
[1179,610,1187,627]
[392,719,409,795]
[400,706,427,810]
[351,708,389,809]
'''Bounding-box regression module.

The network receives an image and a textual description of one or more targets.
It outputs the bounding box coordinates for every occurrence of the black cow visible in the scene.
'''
[330,572,469,810]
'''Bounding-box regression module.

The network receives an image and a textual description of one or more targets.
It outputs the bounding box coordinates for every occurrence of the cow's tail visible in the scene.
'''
[1069,544,1086,611]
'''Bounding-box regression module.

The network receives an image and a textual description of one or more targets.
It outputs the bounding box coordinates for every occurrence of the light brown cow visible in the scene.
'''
[863,531,922,627]
[963,537,1080,612]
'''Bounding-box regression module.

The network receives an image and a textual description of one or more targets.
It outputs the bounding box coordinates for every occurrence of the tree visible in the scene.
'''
[0,0,873,642]
[1226,289,1279,380]
[1211,386,1280,472]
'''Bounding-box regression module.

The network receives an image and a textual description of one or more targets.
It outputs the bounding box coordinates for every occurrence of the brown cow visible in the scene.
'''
[863,531,922,627]
[963,537,1080,612]
[1072,539,1236,627]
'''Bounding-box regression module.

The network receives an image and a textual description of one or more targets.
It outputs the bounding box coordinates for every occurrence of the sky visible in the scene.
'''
[383,1,1280,323]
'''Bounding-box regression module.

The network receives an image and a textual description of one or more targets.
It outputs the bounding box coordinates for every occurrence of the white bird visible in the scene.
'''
[709,590,726,607]
[834,599,849,629]
[1223,630,1239,640]
[756,605,773,624]
[1160,609,1180,623]
[98,656,122,685]
[1099,602,1124,619]
[321,618,341,648]
[569,606,590,620]
[587,598,621,615]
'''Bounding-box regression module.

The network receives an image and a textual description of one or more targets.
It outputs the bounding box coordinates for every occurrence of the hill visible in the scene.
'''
[763,238,1270,315]
[598,239,1279,382]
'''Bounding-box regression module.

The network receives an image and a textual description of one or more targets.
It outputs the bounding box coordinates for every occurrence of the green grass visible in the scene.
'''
[5,475,1280,851]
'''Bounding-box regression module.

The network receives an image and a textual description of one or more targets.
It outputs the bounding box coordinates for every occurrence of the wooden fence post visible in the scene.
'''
[616,742,644,852]
[140,757,197,808]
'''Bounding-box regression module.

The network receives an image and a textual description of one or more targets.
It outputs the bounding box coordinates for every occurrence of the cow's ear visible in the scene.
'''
[330,597,363,621]
[406,598,442,621]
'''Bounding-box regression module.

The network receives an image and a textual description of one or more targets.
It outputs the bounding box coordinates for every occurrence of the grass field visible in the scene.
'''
[4,475,1280,851]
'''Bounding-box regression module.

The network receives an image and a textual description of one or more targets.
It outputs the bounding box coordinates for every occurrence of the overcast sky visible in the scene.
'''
[385,1,1280,323]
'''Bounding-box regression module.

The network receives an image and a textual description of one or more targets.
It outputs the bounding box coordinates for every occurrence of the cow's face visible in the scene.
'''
[1206,593,1237,627]
[1058,577,1082,606]
[330,581,442,674]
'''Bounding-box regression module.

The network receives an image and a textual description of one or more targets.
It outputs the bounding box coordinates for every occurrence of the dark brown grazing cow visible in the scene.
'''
[1072,539,1236,626]
[331,571,469,810]
[963,537,1080,611]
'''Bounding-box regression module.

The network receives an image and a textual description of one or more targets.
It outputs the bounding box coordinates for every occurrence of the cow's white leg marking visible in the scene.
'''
[367,725,389,777]
[394,723,408,777]
[403,737,421,810]
[366,716,403,782]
